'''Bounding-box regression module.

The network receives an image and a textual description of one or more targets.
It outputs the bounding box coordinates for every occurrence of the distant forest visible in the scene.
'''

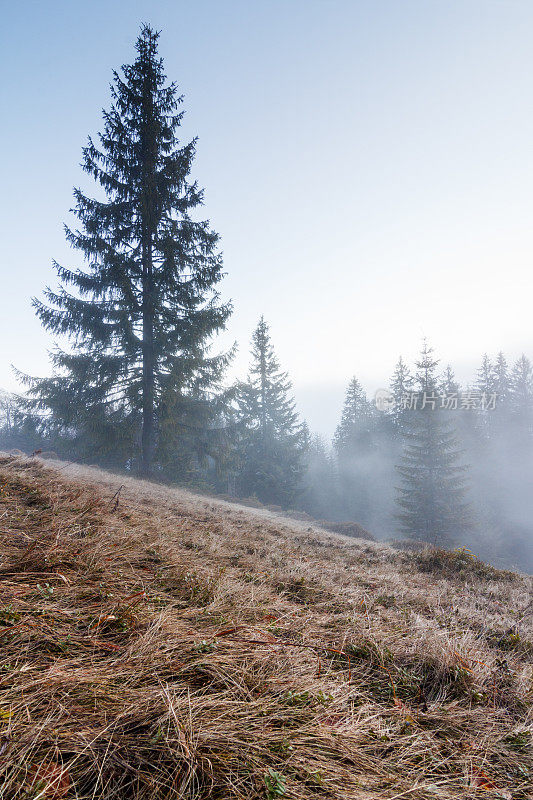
[1,26,531,573]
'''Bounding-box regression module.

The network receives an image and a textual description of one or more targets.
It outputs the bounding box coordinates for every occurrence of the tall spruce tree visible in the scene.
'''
[333,377,378,526]
[236,317,306,506]
[395,340,471,546]
[476,354,494,396]
[509,355,533,430]
[488,352,511,440]
[26,26,231,475]
[493,352,510,407]
[474,354,496,439]
[500,355,533,569]
[389,356,413,438]
[439,364,460,397]
[390,356,413,400]
[334,377,376,454]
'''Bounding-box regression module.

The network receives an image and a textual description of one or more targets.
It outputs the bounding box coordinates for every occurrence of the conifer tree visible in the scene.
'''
[486,351,510,440]
[26,26,231,475]
[390,356,413,399]
[334,377,376,453]
[507,355,533,451]
[439,364,460,397]
[236,317,306,506]
[499,355,533,568]
[473,354,496,440]
[333,377,378,525]
[476,354,494,396]
[389,356,413,437]
[509,355,533,424]
[395,340,471,546]
[0,392,15,435]
[492,352,510,407]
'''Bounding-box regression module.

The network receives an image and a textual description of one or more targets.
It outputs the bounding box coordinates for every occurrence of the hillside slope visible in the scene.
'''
[0,453,531,799]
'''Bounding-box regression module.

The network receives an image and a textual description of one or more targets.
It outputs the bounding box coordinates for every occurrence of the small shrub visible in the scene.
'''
[264,769,286,798]
[192,640,217,653]
[0,606,21,625]
[485,628,533,657]
[414,547,515,581]
[282,689,332,708]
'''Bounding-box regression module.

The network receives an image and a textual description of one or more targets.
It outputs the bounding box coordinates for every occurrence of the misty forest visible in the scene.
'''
[1,26,532,574]
[3,10,533,800]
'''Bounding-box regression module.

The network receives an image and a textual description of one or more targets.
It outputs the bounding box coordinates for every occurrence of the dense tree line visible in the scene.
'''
[1,26,531,572]
[5,334,533,569]
[300,343,533,571]
[1,317,306,508]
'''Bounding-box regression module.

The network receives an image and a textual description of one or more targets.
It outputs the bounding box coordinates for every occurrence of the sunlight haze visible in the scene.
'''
[2,0,533,435]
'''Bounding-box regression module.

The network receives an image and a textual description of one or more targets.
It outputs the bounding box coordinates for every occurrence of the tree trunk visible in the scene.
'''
[141,238,155,476]
[140,47,157,477]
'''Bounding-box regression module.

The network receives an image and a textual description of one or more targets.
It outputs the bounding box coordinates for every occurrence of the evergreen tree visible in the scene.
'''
[0,390,46,454]
[439,364,460,397]
[236,317,306,506]
[509,354,533,430]
[395,340,471,546]
[415,339,439,392]
[334,377,376,453]
[333,377,378,526]
[492,352,510,407]
[389,356,413,437]
[474,354,496,439]
[487,351,511,440]
[25,26,231,475]
[491,354,533,571]
[476,354,494,396]
[0,391,15,435]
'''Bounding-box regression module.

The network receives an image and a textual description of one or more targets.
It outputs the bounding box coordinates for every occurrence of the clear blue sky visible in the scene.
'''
[2,0,533,436]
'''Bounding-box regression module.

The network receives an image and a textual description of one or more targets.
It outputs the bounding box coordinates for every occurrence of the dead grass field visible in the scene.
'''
[0,452,531,799]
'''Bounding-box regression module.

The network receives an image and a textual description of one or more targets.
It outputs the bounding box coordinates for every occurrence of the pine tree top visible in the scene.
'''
[390,356,413,396]
[334,375,376,453]
[440,364,460,396]
[32,23,231,391]
[415,338,439,392]
[239,317,303,440]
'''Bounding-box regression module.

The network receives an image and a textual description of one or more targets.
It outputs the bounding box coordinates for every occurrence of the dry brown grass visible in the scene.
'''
[0,453,531,799]
[316,520,375,541]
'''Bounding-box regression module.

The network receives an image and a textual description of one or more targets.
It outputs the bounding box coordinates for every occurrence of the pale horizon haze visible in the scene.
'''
[2,0,533,437]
